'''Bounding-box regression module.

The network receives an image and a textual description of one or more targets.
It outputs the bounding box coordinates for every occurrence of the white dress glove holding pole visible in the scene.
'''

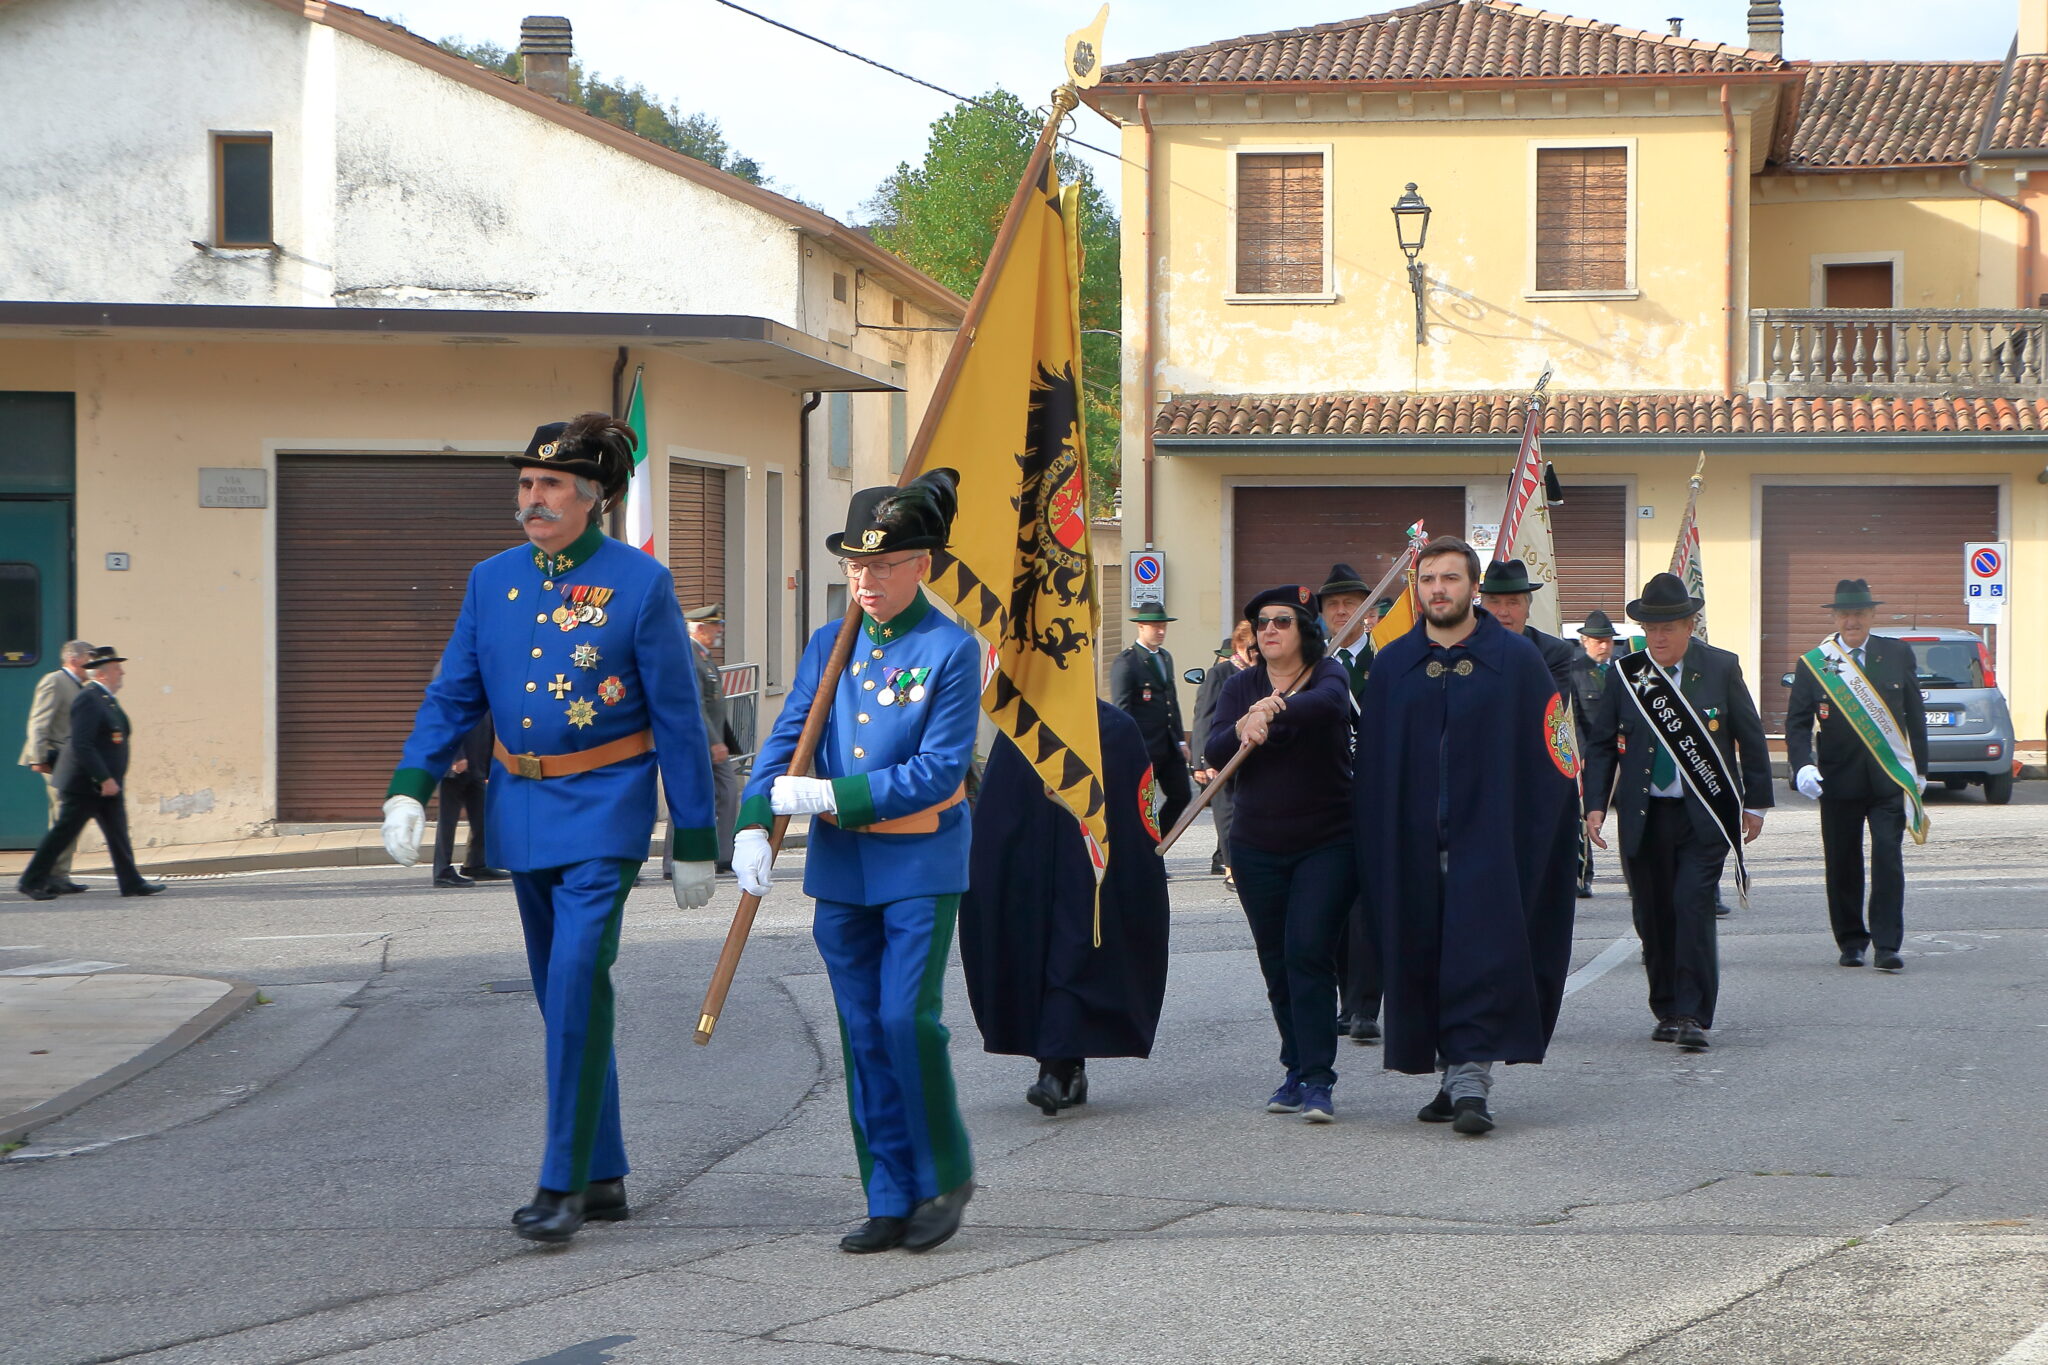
[733,827,774,898]
[671,861,716,910]
[770,775,838,817]
[1794,765,1824,801]
[381,795,425,866]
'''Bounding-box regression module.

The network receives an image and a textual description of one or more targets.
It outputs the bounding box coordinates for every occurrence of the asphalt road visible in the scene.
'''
[4,781,2046,1365]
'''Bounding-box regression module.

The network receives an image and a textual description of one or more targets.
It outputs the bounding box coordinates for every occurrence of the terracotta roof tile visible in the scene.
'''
[1154,393,2048,438]
[1986,55,2048,152]
[1779,61,2001,169]
[1101,0,1785,86]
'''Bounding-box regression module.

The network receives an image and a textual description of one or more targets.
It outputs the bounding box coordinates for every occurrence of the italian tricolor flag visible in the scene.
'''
[622,365,655,556]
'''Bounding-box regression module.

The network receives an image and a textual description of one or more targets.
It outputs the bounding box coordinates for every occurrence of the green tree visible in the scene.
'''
[867,89,1122,512]
[436,38,765,185]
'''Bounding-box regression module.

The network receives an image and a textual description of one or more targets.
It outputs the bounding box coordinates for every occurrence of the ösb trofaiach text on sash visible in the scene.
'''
[1801,636,1930,845]
[1617,650,1751,907]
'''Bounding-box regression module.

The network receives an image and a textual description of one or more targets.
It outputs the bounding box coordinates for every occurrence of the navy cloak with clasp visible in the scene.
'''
[1352,607,1580,1075]
[960,700,1171,1060]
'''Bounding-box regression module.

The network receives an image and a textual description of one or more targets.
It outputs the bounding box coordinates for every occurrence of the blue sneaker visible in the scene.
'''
[1265,1076,1304,1113]
[1301,1083,1335,1123]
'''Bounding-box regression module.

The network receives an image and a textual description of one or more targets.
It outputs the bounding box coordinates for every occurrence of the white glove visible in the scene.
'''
[770,775,838,817]
[671,861,715,910]
[381,795,425,866]
[1917,774,1929,794]
[733,827,774,898]
[1794,765,1824,800]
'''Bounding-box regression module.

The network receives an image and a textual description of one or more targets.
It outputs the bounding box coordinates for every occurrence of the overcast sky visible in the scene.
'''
[380,0,2024,220]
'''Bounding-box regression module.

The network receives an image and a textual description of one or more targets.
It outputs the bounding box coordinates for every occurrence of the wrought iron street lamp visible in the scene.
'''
[1391,183,1432,345]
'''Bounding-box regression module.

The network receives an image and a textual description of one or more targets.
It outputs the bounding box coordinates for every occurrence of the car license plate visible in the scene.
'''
[1926,710,1961,727]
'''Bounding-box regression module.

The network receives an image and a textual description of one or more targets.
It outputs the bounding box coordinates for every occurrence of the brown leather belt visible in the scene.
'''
[494,729,653,780]
[820,783,967,835]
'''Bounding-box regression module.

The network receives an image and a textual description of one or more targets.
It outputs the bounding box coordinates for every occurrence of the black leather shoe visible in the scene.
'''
[1674,1019,1710,1051]
[17,882,58,901]
[1417,1089,1455,1123]
[1026,1072,1067,1116]
[462,867,512,881]
[1651,1019,1679,1043]
[514,1188,585,1243]
[121,882,166,897]
[434,870,476,888]
[517,1179,627,1229]
[1451,1097,1495,1135]
[1839,949,1866,967]
[1576,880,1593,899]
[839,1216,907,1254]
[902,1181,973,1253]
[1350,1017,1381,1044]
[1714,901,1733,918]
[1874,950,1905,972]
[1209,854,1226,876]
[55,880,88,895]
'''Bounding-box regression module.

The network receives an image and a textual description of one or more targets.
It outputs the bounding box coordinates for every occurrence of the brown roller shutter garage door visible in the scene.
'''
[1234,485,1467,613]
[1550,484,1627,627]
[1759,484,1997,731]
[277,455,524,821]
[670,461,728,663]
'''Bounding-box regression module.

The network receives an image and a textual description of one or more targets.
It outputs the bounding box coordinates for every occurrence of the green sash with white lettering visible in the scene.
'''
[1800,636,1929,845]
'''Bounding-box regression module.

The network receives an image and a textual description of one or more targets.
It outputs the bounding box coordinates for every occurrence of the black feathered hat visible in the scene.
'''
[1627,572,1705,623]
[827,468,960,557]
[1576,608,1617,639]
[508,413,635,505]
[1317,562,1371,596]
[1478,558,1545,595]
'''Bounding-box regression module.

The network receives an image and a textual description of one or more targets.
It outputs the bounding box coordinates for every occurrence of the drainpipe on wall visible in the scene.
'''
[797,391,822,640]
[1963,167,2038,308]
[1721,83,1738,396]
[1137,93,1158,548]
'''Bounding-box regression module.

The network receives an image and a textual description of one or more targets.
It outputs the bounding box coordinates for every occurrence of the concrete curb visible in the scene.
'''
[0,971,260,1145]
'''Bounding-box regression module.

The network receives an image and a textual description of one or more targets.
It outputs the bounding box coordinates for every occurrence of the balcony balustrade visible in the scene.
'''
[1748,309,2048,397]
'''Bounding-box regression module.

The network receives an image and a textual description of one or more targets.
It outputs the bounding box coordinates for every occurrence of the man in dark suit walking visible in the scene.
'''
[1785,579,1929,972]
[17,646,162,900]
[1569,610,1619,898]
[1110,606,1190,834]
[1316,563,1381,1044]
[432,715,500,887]
[1583,575,1770,1051]
[1479,559,1577,697]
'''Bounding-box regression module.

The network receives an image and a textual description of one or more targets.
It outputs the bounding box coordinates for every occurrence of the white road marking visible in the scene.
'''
[0,959,125,976]
[1562,934,1639,998]
[1993,1320,2048,1364]
[0,945,45,950]
[238,932,389,941]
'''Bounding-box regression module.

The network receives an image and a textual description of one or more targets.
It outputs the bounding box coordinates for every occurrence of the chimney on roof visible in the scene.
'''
[1667,17,1683,37]
[519,16,573,102]
[1746,0,1783,55]
[2024,0,2048,58]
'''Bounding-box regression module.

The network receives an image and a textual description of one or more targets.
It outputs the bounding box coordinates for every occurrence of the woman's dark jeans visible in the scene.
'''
[1231,837,1358,1087]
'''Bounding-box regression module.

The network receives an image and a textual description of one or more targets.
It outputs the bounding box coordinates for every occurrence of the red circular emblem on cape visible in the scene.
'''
[1544,693,1580,779]
[1137,765,1163,842]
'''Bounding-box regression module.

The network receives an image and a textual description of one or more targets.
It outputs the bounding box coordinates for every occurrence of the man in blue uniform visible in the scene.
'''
[733,470,981,1255]
[381,413,718,1245]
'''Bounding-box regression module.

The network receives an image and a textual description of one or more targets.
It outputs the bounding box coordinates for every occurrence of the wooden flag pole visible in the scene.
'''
[1154,541,1420,857]
[693,88,1078,1046]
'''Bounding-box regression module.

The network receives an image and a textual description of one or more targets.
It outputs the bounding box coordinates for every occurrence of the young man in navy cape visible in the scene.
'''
[732,471,981,1255]
[960,699,1171,1115]
[1353,536,1581,1135]
[382,413,718,1244]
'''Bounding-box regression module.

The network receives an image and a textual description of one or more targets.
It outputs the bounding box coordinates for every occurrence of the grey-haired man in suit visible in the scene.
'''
[17,640,93,894]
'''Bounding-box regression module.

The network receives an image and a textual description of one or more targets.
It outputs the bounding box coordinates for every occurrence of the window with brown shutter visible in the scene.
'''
[1236,152,1326,295]
[1534,147,1629,293]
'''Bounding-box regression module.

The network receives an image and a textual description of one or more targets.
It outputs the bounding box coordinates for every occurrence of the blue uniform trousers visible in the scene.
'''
[512,859,634,1193]
[813,894,974,1218]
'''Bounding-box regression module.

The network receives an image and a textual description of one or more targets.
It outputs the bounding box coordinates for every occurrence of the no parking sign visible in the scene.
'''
[1964,541,2007,625]
[1128,550,1166,612]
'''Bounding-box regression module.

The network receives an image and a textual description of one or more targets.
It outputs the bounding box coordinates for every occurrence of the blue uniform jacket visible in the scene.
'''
[740,590,982,905]
[388,522,716,871]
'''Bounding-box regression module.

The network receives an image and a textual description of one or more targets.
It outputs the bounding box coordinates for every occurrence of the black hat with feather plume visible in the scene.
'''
[508,412,636,506]
[827,468,960,557]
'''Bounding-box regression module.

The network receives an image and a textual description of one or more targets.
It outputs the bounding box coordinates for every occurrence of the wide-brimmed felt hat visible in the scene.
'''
[684,603,724,623]
[1244,584,1319,625]
[826,468,960,558]
[1478,558,1545,596]
[1577,608,1617,639]
[85,645,126,667]
[1627,572,1705,623]
[507,413,635,504]
[1824,578,1884,610]
[1128,606,1177,623]
[1317,562,1371,597]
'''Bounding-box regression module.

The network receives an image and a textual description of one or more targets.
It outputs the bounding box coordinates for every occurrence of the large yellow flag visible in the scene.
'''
[922,154,1109,876]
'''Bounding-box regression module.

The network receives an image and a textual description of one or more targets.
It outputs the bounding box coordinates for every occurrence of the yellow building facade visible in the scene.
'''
[1090,0,2048,760]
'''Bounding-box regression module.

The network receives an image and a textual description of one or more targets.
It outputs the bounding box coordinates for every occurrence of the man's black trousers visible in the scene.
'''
[21,789,146,894]
[1150,744,1191,835]
[434,774,487,876]
[1820,792,1906,954]
[1622,798,1726,1029]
